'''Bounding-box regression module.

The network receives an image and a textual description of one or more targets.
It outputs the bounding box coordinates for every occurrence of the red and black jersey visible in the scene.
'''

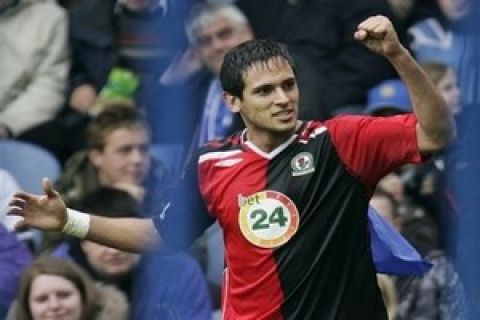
[155,114,424,320]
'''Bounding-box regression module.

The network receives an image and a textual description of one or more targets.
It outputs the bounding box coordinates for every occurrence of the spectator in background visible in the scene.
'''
[49,187,213,320]
[370,187,466,320]
[365,79,412,116]
[20,0,190,165]
[157,2,254,154]
[386,0,444,31]
[387,0,416,22]
[40,105,166,270]
[408,0,470,74]
[421,61,461,115]
[114,0,195,146]
[162,3,254,309]
[404,61,461,254]
[181,2,253,163]
[44,95,212,317]
[378,172,406,203]
[365,78,450,250]
[236,0,400,119]
[7,257,128,320]
[0,0,69,140]
[9,0,118,165]
[55,104,167,215]
[67,0,117,115]
[115,0,189,78]
[51,188,143,293]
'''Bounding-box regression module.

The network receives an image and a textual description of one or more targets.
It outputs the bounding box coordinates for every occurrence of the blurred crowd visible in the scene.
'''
[0,0,474,319]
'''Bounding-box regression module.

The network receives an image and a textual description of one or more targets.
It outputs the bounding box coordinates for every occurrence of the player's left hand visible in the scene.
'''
[8,178,67,232]
[354,15,403,58]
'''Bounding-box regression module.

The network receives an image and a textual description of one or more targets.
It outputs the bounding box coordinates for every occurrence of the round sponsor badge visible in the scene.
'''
[238,190,299,248]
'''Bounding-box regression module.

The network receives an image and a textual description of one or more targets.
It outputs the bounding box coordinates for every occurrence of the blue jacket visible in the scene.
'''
[0,225,32,316]
[52,240,213,320]
[408,18,467,71]
[130,252,213,320]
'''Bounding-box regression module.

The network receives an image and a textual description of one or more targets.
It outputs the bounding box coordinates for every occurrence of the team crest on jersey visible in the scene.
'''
[290,152,315,176]
[238,191,299,248]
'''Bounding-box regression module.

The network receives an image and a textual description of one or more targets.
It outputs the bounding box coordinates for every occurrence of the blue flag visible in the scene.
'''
[368,206,433,275]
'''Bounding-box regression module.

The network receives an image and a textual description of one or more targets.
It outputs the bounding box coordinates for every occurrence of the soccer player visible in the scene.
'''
[9,15,454,320]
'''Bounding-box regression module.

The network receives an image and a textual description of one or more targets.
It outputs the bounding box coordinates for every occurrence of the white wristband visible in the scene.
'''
[62,209,91,238]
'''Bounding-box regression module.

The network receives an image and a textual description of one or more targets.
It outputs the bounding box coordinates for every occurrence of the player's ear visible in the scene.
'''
[224,92,241,113]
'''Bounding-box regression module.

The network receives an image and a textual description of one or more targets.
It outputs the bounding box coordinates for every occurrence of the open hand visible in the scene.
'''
[354,15,403,58]
[8,178,67,232]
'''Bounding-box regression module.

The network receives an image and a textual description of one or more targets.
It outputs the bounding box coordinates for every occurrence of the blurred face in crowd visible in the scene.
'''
[124,0,155,11]
[29,275,83,320]
[81,240,140,279]
[437,0,469,21]
[227,58,299,149]
[370,195,399,229]
[437,68,461,114]
[89,126,150,187]
[377,173,404,202]
[387,0,415,18]
[193,13,253,75]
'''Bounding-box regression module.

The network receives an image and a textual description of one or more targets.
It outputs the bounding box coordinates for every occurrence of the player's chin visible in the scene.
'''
[280,115,297,127]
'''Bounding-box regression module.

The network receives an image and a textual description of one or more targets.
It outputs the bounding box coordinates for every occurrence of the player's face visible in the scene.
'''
[29,275,83,320]
[228,58,299,144]
[81,240,140,278]
[89,126,150,186]
[194,15,253,75]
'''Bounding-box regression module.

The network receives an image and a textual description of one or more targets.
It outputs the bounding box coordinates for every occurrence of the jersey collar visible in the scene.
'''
[241,127,301,160]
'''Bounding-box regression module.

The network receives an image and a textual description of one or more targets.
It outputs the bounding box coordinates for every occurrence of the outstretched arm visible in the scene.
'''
[9,179,160,253]
[354,15,456,153]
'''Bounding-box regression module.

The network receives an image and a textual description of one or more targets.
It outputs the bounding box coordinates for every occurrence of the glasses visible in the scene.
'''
[195,26,235,48]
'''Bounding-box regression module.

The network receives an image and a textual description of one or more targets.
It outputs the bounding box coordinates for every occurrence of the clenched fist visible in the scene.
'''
[354,15,404,58]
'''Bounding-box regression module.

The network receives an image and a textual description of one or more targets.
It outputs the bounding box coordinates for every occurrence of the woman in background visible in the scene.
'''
[7,257,128,320]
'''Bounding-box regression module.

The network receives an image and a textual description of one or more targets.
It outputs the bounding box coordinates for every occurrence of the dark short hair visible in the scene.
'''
[73,186,141,218]
[220,39,296,98]
[86,104,149,151]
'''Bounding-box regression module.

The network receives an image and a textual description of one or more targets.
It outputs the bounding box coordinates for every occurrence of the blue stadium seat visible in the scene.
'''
[0,140,61,194]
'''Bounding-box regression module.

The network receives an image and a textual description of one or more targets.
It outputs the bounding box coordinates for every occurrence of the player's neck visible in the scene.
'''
[245,121,301,153]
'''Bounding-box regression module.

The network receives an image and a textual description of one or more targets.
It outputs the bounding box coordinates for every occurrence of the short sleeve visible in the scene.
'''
[325,114,424,189]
